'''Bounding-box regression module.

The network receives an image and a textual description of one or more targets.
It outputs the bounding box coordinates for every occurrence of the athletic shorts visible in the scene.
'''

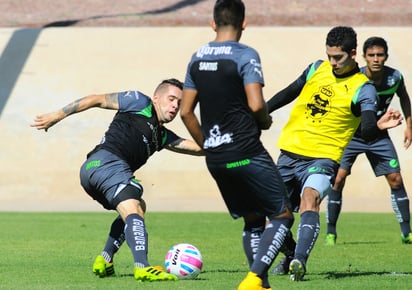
[79,149,143,210]
[206,151,290,219]
[340,136,401,176]
[277,151,339,211]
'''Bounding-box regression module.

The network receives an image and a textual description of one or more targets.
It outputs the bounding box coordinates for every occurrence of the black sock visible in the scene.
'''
[391,184,411,236]
[242,221,265,268]
[101,215,125,263]
[250,218,293,276]
[326,189,342,235]
[295,211,320,264]
[279,231,296,257]
[125,214,149,268]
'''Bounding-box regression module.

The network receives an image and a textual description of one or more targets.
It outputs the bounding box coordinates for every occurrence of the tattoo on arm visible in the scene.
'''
[62,99,81,115]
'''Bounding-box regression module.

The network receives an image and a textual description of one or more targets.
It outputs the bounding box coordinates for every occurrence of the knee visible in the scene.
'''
[300,188,320,212]
[387,173,403,189]
[139,198,147,213]
[243,214,265,231]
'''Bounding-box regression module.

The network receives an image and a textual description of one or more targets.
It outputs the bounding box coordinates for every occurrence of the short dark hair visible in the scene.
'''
[158,78,183,91]
[363,36,388,55]
[326,26,357,54]
[213,0,245,29]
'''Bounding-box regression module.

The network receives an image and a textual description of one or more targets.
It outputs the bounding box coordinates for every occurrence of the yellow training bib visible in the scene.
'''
[277,61,369,163]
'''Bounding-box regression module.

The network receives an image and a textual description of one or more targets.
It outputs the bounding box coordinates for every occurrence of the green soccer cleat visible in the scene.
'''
[238,272,264,290]
[325,233,337,246]
[401,232,412,244]
[134,266,178,282]
[289,259,306,281]
[92,255,115,278]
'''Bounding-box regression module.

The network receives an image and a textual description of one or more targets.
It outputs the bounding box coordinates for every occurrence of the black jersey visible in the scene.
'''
[184,41,266,162]
[88,91,180,171]
[353,66,405,139]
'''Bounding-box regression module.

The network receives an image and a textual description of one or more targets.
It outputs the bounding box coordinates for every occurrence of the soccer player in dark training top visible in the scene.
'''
[32,78,203,283]
[180,1,294,289]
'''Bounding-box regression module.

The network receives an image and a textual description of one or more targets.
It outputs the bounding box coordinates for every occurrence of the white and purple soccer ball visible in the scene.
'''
[165,243,203,279]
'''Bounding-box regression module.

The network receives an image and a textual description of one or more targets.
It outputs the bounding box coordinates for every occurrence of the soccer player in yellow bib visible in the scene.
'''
[266,26,403,281]
[326,36,412,246]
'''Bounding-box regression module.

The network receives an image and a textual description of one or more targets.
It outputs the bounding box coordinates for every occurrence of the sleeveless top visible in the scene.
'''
[277,61,370,163]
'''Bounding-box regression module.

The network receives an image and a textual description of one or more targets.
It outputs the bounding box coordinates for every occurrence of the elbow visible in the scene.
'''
[180,109,190,122]
[180,106,194,120]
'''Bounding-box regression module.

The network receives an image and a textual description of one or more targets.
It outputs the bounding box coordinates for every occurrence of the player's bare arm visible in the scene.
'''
[180,89,204,147]
[398,85,412,148]
[166,138,204,156]
[245,82,272,130]
[403,116,412,149]
[31,93,119,131]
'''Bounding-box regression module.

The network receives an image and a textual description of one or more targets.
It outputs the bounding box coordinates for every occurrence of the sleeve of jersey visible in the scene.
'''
[266,62,314,113]
[396,76,408,97]
[357,83,378,113]
[162,128,182,147]
[357,83,379,141]
[239,48,264,86]
[117,91,149,113]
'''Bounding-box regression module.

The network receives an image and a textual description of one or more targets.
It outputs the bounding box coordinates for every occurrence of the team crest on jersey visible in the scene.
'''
[305,85,333,122]
[203,125,233,149]
[386,76,396,87]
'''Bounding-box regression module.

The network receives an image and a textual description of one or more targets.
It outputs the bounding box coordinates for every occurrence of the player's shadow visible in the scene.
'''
[42,0,207,27]
[323,271,412,279]
[340,241,386,245]
[203,269,244,274]
[118,270,210,280]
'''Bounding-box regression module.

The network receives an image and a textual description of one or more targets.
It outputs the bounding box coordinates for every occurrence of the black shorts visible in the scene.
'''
[79,149,143,210]
[206,151,290,219]
[340,136,401,176]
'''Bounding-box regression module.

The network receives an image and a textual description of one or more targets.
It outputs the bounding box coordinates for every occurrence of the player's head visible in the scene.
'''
[325,26,358,75]
[363,36,388,55]
[362,37,388,73]
[326,26,357,53]
[213,0,245,31]
[152,78,183,124]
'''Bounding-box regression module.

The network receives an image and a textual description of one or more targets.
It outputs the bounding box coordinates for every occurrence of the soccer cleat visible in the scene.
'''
[238,271,264,290]
[134,266,178,282]
[401,232,412,244]
[92,255,115,278]
[325,233,337,246]
[271,256,293,275]
[289,259,306,281]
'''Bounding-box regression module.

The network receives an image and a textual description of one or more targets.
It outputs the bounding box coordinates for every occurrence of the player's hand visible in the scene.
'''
[258,115,272,130]
[30,111,64,132]
[377,109,402,130]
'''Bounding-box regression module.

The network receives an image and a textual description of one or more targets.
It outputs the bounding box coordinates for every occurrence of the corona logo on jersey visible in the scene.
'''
[305,85,333,122]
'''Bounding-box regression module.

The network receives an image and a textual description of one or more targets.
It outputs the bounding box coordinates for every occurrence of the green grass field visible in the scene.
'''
[1,211,411,289]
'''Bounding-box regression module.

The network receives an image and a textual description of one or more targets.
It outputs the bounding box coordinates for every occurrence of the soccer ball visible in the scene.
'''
[165,243,203,279]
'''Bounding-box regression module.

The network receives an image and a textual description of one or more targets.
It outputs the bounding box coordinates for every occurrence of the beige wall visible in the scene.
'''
[0,27,411,212]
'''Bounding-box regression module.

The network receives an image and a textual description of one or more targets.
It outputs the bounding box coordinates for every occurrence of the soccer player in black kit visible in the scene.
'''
[32,78,203,282]
[180,1,294,289]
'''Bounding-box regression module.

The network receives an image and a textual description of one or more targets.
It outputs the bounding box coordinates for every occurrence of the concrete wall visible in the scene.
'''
[1,27,411,212]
